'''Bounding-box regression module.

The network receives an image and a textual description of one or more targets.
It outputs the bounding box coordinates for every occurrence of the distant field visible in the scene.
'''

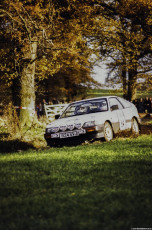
[86,88,152,99]
[0,135,152,230]
[86,88,122,98]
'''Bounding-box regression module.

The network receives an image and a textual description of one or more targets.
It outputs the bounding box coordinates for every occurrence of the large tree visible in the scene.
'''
[0,0,54,126]
[0,0,95,126]
[84,0,152,100]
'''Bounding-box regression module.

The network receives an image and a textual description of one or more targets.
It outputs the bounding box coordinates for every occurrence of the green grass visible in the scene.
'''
[86,88,122,98]
[87,88,152,99]
[0,135,152,230]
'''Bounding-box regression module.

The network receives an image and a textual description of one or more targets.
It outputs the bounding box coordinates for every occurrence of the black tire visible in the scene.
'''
[131,118,140,136]
[104,121,113,142]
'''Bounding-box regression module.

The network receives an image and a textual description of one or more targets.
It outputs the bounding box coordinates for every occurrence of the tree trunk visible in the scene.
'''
[20,41,37,127]
[127,64,137,101]
[12,78,21,107]
[121,60,127,99]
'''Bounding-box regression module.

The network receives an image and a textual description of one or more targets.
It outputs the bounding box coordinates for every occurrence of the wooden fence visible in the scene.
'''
[44,103,69,121]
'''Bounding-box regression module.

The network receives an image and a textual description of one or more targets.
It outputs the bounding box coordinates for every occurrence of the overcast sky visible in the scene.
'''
[92,64,108,84]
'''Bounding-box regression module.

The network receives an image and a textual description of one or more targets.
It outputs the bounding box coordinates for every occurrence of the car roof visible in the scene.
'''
[70,96,119,105]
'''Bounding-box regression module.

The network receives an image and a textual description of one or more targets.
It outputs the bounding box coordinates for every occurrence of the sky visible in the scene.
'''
[92,64,108,84]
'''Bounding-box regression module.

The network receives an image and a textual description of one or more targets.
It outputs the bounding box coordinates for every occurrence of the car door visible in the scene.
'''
[117,97,134,129]
[109,97,126,131]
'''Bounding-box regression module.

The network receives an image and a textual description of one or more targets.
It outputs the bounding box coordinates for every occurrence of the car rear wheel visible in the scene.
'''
[104,121,113,141]
[131,118,140,135]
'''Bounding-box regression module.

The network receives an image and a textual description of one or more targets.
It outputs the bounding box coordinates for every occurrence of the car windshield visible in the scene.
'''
[61,98,108,118]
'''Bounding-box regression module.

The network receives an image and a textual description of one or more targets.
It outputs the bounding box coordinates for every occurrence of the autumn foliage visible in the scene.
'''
[0,0,152,126]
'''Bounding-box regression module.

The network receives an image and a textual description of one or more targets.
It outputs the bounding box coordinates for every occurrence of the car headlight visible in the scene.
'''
[46,127,59,133]
[83,121,95,128]
[75,123,82,129]
[46,128,51,133]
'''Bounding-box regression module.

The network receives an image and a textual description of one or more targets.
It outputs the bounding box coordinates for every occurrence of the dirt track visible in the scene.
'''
[140,113,152,135]
[141,124,152,134]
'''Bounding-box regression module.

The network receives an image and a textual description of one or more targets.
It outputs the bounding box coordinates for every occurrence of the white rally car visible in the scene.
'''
[44,96,141,146]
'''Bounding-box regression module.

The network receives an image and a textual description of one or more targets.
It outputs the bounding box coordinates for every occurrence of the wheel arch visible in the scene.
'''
[105,119,118,134]
[104,119,112,126]
[132,116,141,130]
[104,120,115,133]
[131,116,141,135]
[103,120,114,141]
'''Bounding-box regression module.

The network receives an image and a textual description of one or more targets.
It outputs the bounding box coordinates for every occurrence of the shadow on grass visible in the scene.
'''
[0,156,152,230]
[0,139,35,153]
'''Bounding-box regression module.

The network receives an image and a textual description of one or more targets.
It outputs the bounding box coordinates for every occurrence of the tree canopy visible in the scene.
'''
[84,0,152,100]
[0,0,96,126]
[0,0,152,127]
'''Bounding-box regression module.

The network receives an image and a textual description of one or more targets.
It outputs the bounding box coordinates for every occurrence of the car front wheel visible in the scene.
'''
[104,121,113,141]
[131,118,140,135]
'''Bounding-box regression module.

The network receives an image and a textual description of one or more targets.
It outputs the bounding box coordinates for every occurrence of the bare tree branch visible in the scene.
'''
[0,9,23,25]
[11,4,31,41]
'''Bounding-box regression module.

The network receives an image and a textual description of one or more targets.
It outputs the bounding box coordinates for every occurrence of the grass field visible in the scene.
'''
[86,88,152,99]
[0,135,152,230]
[86,88,122,98]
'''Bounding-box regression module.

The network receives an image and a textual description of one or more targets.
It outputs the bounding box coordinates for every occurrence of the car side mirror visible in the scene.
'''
[55,114,60,119]
[111,105,119,111]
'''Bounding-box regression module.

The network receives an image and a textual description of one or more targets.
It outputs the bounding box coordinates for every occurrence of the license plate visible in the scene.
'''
[51,129,86,139]
[60,131,78,138]
[60,129,86,138]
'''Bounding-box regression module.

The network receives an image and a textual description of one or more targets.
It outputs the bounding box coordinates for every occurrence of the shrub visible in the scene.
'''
[4,103,21,138]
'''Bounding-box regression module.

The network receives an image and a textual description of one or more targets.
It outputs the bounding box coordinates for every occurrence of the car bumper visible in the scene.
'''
[44,125,104,146]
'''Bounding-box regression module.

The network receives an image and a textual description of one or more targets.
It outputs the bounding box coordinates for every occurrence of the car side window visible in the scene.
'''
[109,98,123,111]
[117,97,132,108]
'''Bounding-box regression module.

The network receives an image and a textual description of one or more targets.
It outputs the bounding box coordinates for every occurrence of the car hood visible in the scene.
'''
[46,113,103,129]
